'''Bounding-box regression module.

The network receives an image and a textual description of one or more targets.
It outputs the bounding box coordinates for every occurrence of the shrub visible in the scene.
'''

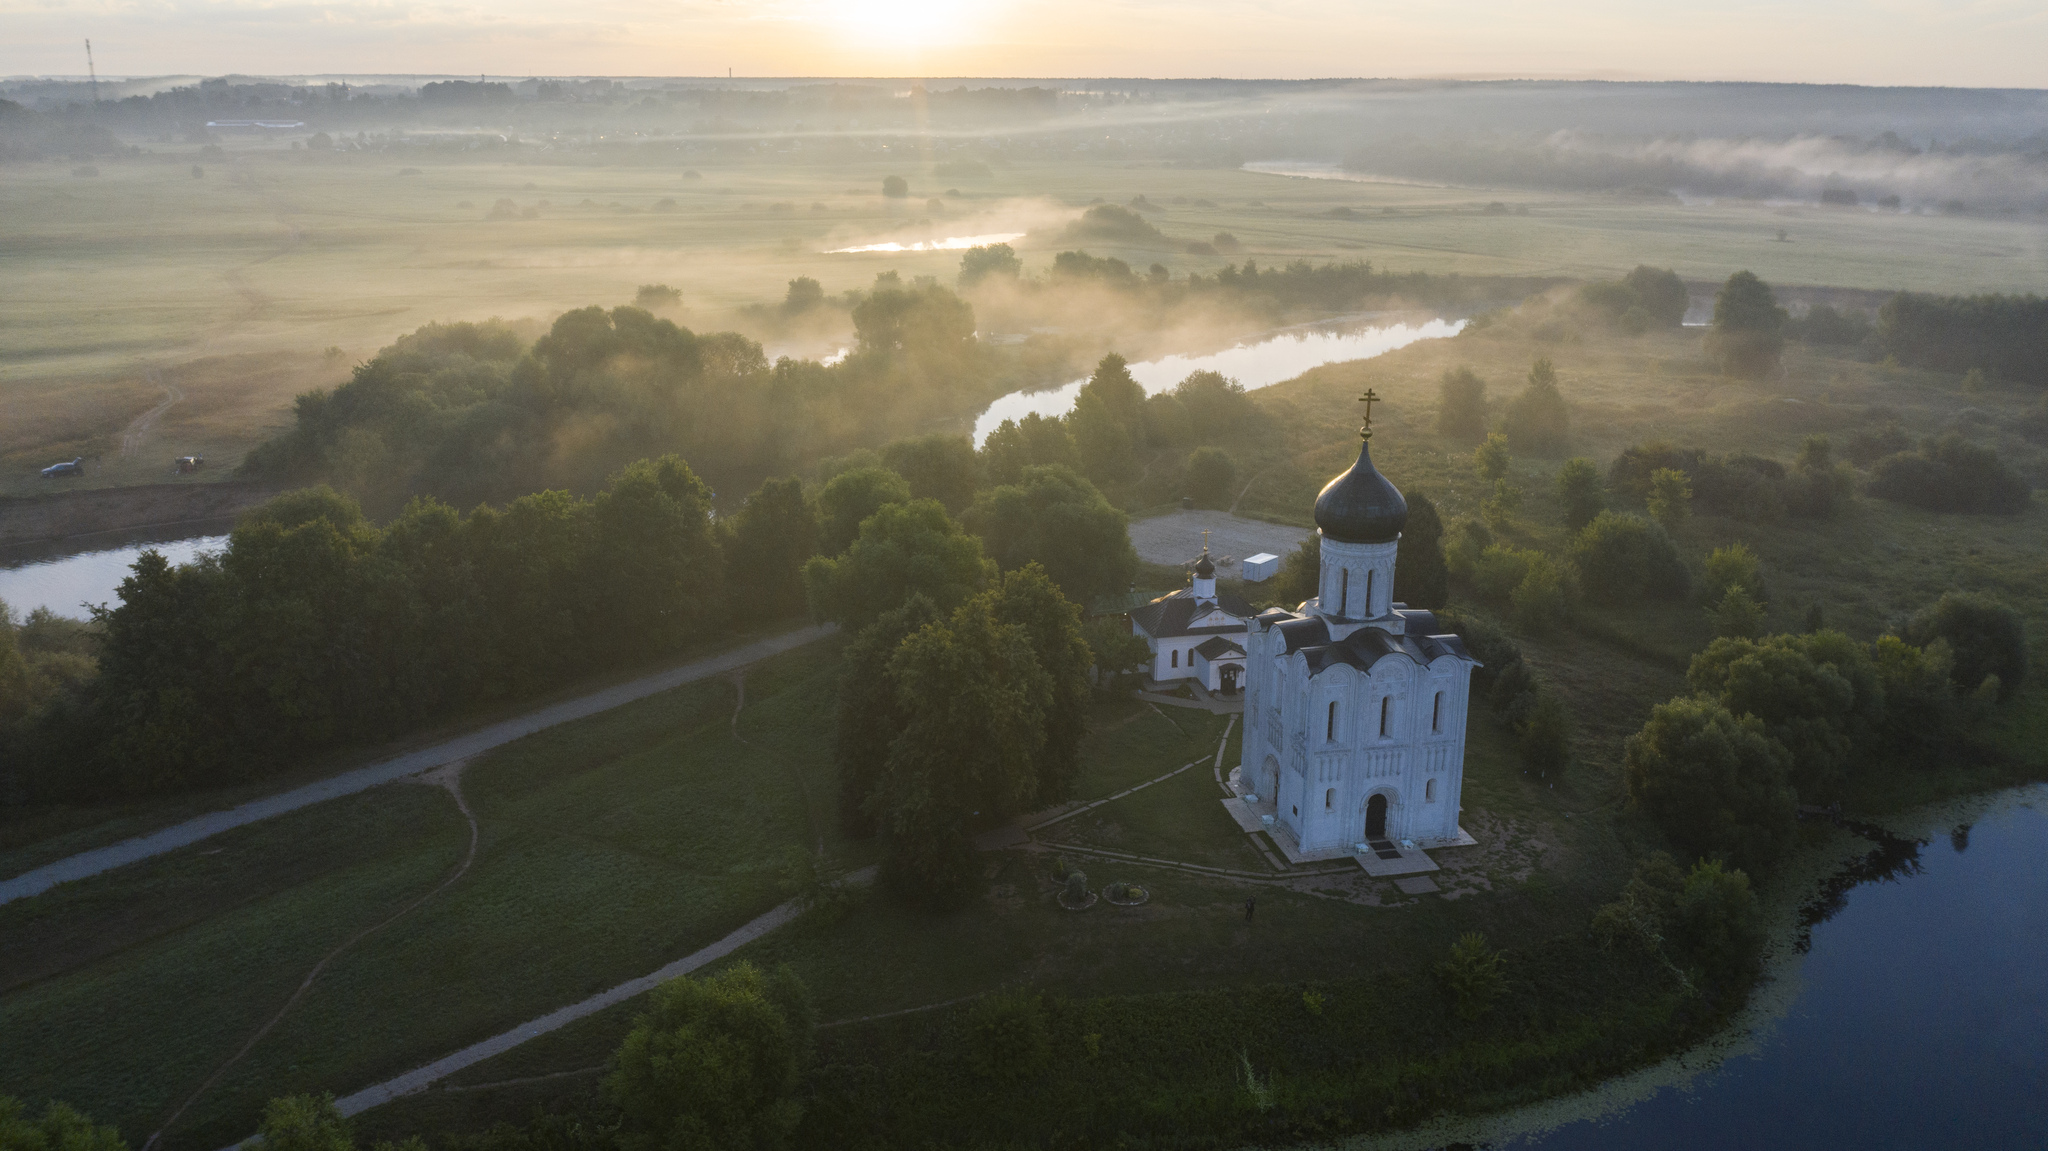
[1711,585,1766,639]
[1436,932,1506,1021]
[0,1097,128,1151]
[1846,422,1912,466]
[1503,359,1570,456]
[1473,433,1510,482]
[1392,491,1449,610]
[1436,367,1488,443]
[1646,468,1691,529]
[632,283,681,308]
[1669,860,1765,992]
[1063,870,1089,903]
[966,991,1051,1080]
[1702,543,1763,603]
[882,174,909,197]
[1865,433,2031,514]
[1568,512,1689,604]
[1688,635,1858,800]
[1904,592,2027,697]
[1622,697,1797,871]
[1481,479,1523,528]
[1704,271,1786,378]
[1510,554,1570,635]
[1517,693,1573,779]
[1472,544,1535,602]
[1556,457,1604,530]
[1185,446,1237,507]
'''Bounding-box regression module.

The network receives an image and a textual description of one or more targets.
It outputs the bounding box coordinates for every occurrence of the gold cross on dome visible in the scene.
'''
[1202,528,1211,554]
[1358,387,1380,439]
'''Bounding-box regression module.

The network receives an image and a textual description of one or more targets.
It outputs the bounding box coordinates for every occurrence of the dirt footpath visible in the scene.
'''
[0,481,277,548]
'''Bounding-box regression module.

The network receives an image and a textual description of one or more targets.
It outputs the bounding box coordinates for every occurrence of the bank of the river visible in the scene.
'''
[0,481,272,549]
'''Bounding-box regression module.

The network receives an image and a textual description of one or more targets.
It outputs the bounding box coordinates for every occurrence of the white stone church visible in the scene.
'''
[1239,400,1480,855]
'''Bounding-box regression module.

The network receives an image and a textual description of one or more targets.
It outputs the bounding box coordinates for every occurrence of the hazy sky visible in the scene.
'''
[5,0,2047,87]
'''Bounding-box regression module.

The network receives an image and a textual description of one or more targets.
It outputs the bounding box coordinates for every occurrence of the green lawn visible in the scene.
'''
[0,638,848,1150]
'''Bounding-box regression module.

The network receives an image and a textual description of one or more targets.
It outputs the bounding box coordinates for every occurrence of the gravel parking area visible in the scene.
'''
[1127,510,1313,582]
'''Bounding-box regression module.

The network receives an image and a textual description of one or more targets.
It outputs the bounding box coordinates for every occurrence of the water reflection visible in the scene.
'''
[971,318,1464,446]
[0,533,228,620]
[1453,786,2048,1150]
[826,231,1025,254]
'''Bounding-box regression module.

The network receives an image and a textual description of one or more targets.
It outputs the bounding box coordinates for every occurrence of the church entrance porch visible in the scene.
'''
[1365,793,1389,839]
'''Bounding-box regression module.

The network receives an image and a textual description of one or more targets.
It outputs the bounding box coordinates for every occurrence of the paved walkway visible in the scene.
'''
[0,625,836,906]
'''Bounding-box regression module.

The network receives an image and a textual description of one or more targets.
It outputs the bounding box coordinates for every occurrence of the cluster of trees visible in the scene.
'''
[817,560,1093,908]
[1609,436,1854,521]
[1624,592,2024,870]
[1704,271,1787,379]
[1435,359,1571,455]
[244,275,992,515]
[1446,507,1689,632]
[978,354,1270,508]
[1876,291,2048,386]
[1591,854,1764,998]
[1864,432,2032,514]
[1576,265,1690,333]
[5,413,1151,803]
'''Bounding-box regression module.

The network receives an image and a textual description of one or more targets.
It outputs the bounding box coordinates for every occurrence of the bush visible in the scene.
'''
[1904,592,2027,697]
[1669,861,1765,992]
[1436,367,1487,442]
[633,283,681,308]
[1875,291,2048,385]
[0,1097,128,1151]
[1688,635,1858,800]
[1473,433,1510,482]
[1704,271,1786,378]
[1481,479,1523,529]
[1517,693,1573,779]
[1436,933,1506,1021]
[1510,555,1570,635]
[1063,870,1089,903]
[607,963,814,1151]
[1865,433,2031,514]
[1185,446,1237,507]
[1710,586,1766,639]
[1503,359,1570,456]
[882,174,909,197]
[1646,468,1691,528]
[966,991,1052,1080]
[1393,491,1449,610]
[1567,512,1689,604]
[1556,457,1604,530]
[1701,543,1763,603]
[1622,697,1797,872]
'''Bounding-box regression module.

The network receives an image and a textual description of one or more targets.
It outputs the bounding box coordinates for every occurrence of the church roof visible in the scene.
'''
[1314,438,1408,544]
[1130,587,1254,639]
[1192,636,1247,661]
[1266,611,1476,677]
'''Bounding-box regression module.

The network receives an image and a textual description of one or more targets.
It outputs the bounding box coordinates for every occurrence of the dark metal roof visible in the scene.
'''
[1193,636,1246,660]
[1314,439,1407,544]
[1192,551,1215,578]
[1264,609,1477,677]
[1129,587,1254,639]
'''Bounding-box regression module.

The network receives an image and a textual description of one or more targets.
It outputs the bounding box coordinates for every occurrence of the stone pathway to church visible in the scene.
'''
[0,623,837,906]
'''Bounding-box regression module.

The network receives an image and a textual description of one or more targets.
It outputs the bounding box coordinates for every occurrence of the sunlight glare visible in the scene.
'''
[821,0,980,48]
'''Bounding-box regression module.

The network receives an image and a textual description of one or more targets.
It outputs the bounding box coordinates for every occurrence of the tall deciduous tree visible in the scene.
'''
[1706,270,1787,378]
[832,596,941,837]
[1393,491,1449,610]
[814,466,912,556]
[722,477,818,618]
[979,414,1080,487]
[1556,457,1605,530]
[1504,359,1570,456]
[881,434,981,513]
[962,466,1136,606]
[1623,696,1797,872]
[1435,367,1488,443]
[802,500,993,631]
[607,963,815,1151]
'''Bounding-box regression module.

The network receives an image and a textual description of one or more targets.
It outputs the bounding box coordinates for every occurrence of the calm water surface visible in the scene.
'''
[1481,787,2048,1149]
[0,534,227,620]
[972,317,1464,446]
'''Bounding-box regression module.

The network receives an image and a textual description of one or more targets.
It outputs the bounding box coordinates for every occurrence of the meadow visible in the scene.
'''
[7,139,2048,494]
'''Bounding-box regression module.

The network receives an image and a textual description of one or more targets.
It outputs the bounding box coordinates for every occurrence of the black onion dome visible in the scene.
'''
[1314,439,1407,543]
[1192,551,1216,578]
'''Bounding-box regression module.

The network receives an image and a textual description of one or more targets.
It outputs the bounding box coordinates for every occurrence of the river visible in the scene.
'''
[0,533,229,621]
[1375,785,2048,1149]
[971,317,1464,446]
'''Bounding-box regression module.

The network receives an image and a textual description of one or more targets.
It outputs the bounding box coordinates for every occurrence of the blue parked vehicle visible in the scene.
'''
[41,457,84,478]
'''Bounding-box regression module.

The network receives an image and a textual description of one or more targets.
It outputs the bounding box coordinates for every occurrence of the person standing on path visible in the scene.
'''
[1245,896,1256,922]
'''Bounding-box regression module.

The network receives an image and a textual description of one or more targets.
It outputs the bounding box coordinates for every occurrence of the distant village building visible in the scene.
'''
[1128,535,1253,693]
[1241,391,1480,853]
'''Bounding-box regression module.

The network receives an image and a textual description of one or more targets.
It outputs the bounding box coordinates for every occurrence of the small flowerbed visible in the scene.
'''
[1103,881,1151,907]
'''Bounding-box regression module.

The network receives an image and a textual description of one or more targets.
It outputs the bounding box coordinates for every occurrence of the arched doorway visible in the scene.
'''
[1365,793,1389,839]
[1219,664,1241,696]
[1260,755,1280,803]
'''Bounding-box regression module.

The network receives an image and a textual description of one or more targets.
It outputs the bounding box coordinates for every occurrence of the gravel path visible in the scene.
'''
[0,625,836,906]
[325,864,877,1122]
[1126,509,1310,580]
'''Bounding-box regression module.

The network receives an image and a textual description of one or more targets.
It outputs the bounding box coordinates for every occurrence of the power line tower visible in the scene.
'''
[85,39,99,103]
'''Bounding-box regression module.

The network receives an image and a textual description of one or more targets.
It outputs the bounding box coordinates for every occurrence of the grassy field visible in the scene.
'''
[6,141,2047,492]
[0,637,848,1149]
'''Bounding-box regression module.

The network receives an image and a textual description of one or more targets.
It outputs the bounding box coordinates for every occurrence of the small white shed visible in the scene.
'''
[1241,552,1280,582]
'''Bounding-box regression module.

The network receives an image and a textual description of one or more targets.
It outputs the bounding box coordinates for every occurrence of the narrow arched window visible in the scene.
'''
[1337,568,1349,615]
[1379,695,1391,737]
[1432,691,1443,733]
[1325,787,1335,810]
[1170,649,1178,668]
[1326,700,1337,741]
[1426,778,1438,802]
[1365,568,1375,614]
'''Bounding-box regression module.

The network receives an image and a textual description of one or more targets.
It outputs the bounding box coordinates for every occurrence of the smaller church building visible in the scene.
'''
[1129,547,1254,693]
